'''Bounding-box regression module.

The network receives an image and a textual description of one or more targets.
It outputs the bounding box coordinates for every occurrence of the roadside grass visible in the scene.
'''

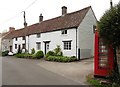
[86,74,113,87]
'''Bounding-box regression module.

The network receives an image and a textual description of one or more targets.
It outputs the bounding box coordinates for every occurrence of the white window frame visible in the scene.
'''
[61,30,67,35]
[36,33,41,38]
[63,41,72,50]
[36,42,41,50]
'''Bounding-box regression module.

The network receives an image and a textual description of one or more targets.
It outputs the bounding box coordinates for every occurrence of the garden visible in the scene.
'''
[2,45,77,62]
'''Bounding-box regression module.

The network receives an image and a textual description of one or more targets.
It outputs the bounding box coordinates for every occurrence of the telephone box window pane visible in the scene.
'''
[98,39,109,68]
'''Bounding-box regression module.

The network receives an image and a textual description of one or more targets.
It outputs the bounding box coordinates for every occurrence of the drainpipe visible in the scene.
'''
[76,28,78,59]
[28,35,29,53]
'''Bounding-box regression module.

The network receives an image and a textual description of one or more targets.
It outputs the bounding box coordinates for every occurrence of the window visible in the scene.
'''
[61,30,67,35]
[15,44,17,49]
[37,33,41,38]
[15,38,17,41]
[22,44,25,49]
[63,41,71,50]
[36,42,41,50]
[22,36,25,40]
[93,25,96,33]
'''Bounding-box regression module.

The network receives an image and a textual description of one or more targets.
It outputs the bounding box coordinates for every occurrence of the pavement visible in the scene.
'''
[2,56,94,85]
[38,58,94,84]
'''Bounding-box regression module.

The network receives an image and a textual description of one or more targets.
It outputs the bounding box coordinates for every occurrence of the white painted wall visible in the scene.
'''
[28,28,77,57]
[13,37,25,53]
[77,8,97,59]
[12,8,97,59]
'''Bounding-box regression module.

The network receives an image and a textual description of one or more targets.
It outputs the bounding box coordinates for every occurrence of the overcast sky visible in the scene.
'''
[0,0,119,33]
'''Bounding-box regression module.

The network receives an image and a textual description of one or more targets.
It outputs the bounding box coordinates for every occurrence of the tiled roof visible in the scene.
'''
[3,6,91,39]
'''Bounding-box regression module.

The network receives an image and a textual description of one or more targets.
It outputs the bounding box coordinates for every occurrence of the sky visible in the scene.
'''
[0,0,119,33]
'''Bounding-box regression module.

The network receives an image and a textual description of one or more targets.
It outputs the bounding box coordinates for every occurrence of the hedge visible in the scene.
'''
[46,56,77,62]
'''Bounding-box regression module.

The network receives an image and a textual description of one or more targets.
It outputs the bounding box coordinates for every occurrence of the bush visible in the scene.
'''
[15,53,25,58]
[24,53,33,58]
[34,50,44,59]
[45,51,55,58]
[107,71,120,85]
[2,50,9,56]
[15,51,44,59]
[54,45,63,56]
[15,53,32,58]
[31,48,35,54]
[46,56,77,62]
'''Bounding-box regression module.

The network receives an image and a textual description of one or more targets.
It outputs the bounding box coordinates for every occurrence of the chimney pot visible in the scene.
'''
[9,27,15,32]
[39,13,43,23]
[62,6,67,15]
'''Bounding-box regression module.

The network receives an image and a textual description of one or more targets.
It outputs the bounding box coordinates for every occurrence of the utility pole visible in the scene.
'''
[110,0,113,9]
[23,11,27,52]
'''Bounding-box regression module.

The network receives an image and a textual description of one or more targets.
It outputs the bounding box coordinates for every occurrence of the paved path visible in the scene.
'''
[38,58,94,84]
[2,56,93,85]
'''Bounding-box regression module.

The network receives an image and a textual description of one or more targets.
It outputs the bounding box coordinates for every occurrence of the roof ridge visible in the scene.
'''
[41,6,91,23]
[3,6,92,39]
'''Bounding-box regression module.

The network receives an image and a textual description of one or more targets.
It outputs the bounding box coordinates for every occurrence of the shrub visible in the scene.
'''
[46,56,77,62]
[31,48,35,54]
[24,53,33,58]
[15,53,32,58]
[45,51,55,58]
[15,53,25,58]
[107,71,120,84]
[17,48,22,54]
[2,50,9,56]
[35,50,44,59]
[54,45,63,56]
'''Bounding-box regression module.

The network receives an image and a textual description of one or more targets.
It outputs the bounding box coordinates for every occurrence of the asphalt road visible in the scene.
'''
[2,57,81,85]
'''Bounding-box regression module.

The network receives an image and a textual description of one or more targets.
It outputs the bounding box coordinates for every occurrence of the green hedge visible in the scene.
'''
[15,53,32,58]
[15,50,44,59]
[2,50,9,56]
[45,51,55,58]
[34,50,44,59]
[46,56,77,62]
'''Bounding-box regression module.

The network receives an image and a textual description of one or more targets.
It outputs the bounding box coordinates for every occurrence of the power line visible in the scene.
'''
[23,0,38,11]
[0,0,38,25]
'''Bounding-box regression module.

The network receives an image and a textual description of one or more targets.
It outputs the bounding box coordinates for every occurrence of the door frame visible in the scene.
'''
[43,41,50,54]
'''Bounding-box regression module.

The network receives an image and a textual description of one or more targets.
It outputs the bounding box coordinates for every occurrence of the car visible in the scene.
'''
[8,52,14,56]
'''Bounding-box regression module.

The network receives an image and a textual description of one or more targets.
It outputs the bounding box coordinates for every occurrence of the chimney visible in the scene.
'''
[62,6,67,15]
[39,13,43,23]
[9,27,15,32]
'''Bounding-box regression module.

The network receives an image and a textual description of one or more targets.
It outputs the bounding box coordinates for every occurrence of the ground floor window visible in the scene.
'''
[63,41,72,50]
[36,42,41,50]
[22,44,25,49]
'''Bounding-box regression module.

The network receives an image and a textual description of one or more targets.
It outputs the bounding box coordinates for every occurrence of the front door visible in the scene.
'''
[45,42,49,54]
[10,46,12,52]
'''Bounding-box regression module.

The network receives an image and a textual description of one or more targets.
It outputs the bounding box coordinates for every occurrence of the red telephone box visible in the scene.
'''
[94,31,114,77]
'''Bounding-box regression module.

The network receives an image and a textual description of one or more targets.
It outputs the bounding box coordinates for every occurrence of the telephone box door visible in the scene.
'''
[94,31,114,77]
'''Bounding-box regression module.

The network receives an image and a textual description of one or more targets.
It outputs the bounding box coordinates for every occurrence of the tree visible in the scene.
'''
[98,2,120,75]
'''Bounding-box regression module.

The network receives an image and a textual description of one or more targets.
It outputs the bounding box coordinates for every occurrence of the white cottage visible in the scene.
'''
[4,6,97,59]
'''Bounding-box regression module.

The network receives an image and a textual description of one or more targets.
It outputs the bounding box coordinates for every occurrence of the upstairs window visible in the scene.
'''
[22,36,25,40]
[61,30,67,35]
[37,33,41,38]
[93,25,96,33]
[15,38,17,41]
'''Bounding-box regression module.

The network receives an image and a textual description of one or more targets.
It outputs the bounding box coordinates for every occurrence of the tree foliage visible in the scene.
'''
[98,2,120,75]
[98,2,120,47]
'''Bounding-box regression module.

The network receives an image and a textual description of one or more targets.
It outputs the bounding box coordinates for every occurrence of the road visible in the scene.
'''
[2,57,81,85]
